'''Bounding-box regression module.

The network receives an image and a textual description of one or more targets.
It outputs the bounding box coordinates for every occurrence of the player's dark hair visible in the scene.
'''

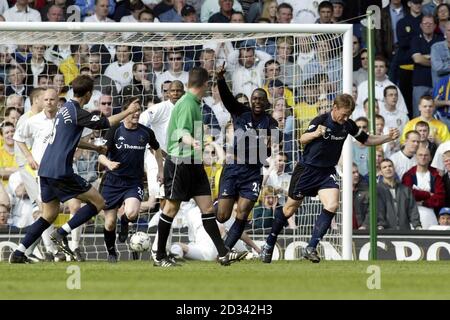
[72,75,94,98]
[188,67,209,88]
[383,85,397,97]
[122,96,141,111]
[334,93,355,112]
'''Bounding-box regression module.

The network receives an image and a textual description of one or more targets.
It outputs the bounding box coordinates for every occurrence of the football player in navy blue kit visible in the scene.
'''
[99,97,163,263]
[215,63,280,251]
[260,93,400,263]
[9,75,140,263]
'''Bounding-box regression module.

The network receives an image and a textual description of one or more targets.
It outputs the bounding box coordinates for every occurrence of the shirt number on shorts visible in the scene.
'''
[252,182,260,193]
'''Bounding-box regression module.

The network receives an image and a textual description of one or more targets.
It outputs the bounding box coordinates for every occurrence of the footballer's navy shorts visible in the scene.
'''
[164,157,211,201]
[288,163,339,200]
[219,164,262,202]
[100,173,144,210]
[40,174,91,203]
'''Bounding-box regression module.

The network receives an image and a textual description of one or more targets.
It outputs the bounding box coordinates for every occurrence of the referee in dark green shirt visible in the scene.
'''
[154,67,247,267]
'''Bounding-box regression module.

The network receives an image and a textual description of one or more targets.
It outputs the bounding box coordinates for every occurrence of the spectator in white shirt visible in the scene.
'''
[226,45,271,98]
[389,130,420,179]
[83,0,114,22]
[3,0,41,22]
[104,45,134,92]
[357,55,408,115]
[154,50,188,99]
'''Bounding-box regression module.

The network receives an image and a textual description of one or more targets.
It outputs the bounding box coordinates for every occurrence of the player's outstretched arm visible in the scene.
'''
[78,140,107,154]
[216,62,247,115]
[364,128,400,146]
[107,99,141,127]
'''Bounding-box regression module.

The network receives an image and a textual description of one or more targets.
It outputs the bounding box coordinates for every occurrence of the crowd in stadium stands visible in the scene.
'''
[1,0,450,259]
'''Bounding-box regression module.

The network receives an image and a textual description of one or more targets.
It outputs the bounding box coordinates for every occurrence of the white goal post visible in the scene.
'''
[0,22,354,261]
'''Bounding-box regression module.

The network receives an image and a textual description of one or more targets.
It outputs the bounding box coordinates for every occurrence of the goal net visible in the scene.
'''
[0,22,353,262]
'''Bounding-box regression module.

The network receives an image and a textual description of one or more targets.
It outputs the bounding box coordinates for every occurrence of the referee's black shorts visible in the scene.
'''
[164,157,211,201]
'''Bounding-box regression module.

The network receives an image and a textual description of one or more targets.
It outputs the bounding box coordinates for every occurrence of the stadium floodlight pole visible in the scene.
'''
[366,9,378,261]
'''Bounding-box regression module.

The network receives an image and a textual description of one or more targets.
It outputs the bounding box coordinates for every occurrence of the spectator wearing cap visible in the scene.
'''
[200,0,242,23]
[181,4,197,22]
[396,0,424,118]
[315,1,333,24]
[159,0,185,23]
[208,0,235,23]
[265,79,294,108]
[331,0,345,22]
[411,15,444,118]
[438,207,450,226]
[225,43,271,98]
[402,146,445,229]
[82,0,115,22]
[263,60,294,107]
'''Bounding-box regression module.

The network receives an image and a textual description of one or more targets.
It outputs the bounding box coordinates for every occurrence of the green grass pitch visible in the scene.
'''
[1,260,449,299]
